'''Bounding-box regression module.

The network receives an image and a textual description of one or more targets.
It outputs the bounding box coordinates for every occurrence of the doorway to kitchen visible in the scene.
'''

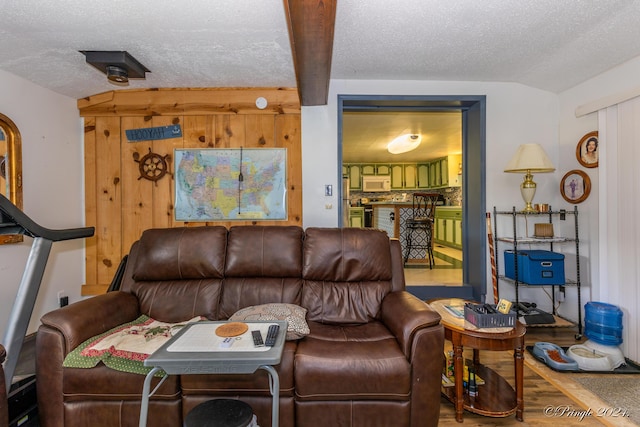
[338,95,486,302]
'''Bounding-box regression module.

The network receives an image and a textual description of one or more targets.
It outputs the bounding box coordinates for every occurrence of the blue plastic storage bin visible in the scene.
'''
[504,250,565,285]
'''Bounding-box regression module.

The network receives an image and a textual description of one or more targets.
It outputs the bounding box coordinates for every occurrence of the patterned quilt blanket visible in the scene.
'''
[63,315,202,376]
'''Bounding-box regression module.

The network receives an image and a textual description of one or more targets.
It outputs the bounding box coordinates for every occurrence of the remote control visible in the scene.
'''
[265,324,280,347]
[251,330,264,347]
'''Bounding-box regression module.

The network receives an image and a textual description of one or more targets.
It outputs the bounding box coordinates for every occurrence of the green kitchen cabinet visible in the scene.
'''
[361,164,376,175]
[390,163,417,189]
[348,164,362,190]
[434,207,462,249]
[440,157,449,186]
[404,164,417,189]
[348,207,365,227]
[390,164,404,189]
[417,163,430,188]
[375,164,391,175]
[425,155,462,188]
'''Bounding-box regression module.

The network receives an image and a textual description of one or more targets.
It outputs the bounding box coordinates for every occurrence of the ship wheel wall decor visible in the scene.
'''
[133,148,171,185]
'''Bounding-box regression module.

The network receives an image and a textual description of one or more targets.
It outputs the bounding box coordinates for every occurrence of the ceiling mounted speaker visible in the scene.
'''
[106,66,128,83]
[81,51,150,84]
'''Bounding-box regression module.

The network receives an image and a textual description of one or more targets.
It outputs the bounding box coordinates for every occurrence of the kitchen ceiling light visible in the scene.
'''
[387,134,422,154]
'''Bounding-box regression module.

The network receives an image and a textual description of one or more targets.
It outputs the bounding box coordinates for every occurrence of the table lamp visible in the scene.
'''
[504,144,555,213]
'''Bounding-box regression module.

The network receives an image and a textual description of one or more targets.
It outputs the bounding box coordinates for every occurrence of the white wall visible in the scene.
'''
[559,55,640,302]
[558,56,640,345]
[302,78,561,306]
[0,69,85,337]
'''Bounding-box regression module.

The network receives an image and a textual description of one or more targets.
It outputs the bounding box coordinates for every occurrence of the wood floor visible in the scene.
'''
[437,326,612,426]
[405,245,463,287]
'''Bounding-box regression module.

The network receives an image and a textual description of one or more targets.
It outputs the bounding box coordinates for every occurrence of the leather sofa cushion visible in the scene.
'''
[132,226,227,281]
[302,228,393,324]
[294,330,410,400]
[180,341,296,396]
[302,280,389,324]
[63,364,180,400]
[305,320,395,342]
[302,228,392,282]
[132,279,222,322]
[220,226,304,318]
[225,226,303,277]
[219,278,303,319]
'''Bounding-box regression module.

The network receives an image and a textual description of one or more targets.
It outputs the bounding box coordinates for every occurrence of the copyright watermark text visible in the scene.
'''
[545,405,631,421]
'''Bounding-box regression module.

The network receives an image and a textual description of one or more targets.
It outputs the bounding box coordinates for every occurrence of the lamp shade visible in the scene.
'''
[504,143,555,173]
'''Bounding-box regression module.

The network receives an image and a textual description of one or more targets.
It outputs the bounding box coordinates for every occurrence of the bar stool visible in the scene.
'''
[404,193,439,269]
[184,399,258,427]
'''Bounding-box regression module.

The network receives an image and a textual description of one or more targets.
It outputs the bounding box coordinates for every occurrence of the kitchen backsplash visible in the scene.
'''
[350,187,462,206]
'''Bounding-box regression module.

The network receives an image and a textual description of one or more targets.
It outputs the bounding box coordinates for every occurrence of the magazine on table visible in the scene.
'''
[443,304,465,318]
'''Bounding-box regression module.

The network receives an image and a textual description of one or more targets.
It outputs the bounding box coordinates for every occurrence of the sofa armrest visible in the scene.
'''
[381,291,441,358]
[39,291,140,354]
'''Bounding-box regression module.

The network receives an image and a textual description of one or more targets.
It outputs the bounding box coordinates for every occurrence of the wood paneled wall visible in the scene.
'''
[79,88,301,295]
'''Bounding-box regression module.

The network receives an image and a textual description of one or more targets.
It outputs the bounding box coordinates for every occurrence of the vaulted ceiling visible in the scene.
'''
[2,0,640,106]
[3,3,632,324]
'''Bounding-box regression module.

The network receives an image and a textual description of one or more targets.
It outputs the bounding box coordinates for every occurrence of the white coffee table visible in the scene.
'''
[139,320,287,427]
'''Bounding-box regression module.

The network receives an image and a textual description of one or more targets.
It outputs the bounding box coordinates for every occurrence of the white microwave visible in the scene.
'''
[362,176,391,192]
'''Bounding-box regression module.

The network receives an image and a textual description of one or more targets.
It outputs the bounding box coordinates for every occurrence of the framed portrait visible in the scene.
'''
[560,170,591,204]
[576,131,598,168]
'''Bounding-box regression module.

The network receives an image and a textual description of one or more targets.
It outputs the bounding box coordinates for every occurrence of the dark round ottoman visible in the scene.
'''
[184,399,256,427]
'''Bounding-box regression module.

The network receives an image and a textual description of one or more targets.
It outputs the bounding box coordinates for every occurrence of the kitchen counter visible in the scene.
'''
[368,201,412,205]
[371,203,462,257]
[371,204,419,261]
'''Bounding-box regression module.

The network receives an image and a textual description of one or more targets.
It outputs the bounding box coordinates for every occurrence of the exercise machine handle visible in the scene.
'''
[0,194,94,240]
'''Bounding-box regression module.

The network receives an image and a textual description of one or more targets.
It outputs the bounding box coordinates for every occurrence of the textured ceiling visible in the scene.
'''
[3,1,640,163]
[0,0,296,99]
[332,0,640,93]
[2,0,640,99]
[343,111,461,163]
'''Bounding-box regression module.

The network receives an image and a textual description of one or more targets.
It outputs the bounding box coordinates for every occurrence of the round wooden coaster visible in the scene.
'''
[215,322,249,337]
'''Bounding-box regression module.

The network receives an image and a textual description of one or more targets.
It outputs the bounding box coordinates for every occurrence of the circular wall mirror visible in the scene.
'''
[0,112,23,244]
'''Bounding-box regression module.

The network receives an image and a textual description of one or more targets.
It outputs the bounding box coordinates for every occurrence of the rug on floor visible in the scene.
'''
[524,352,639,427]
[572,376,640,425]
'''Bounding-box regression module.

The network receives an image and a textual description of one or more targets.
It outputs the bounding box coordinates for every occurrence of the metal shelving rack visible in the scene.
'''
[493,206,582,338]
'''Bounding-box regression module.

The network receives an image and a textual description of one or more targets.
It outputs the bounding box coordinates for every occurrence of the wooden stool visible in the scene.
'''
[184,399,256,427]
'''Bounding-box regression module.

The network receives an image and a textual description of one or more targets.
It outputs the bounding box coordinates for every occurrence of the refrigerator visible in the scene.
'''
[342,176,350,227]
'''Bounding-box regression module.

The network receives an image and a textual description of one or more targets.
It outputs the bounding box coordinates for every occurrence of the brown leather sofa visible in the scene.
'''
[36,226,444,427]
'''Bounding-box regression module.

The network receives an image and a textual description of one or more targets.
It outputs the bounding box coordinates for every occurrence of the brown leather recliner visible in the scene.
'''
[36,226,444,427]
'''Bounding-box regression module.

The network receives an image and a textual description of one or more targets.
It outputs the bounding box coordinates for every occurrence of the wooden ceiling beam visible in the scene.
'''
[283,0,337,106]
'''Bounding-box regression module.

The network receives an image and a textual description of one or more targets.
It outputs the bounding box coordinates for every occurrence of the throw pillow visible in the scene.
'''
[229,303,310,340]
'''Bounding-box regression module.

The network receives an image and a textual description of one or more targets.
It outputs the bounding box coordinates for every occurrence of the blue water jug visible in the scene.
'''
[584,302,623,346]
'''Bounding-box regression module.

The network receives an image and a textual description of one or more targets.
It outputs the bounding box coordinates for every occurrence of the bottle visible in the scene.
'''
[468,367,477,397]
[445,350,454,378]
